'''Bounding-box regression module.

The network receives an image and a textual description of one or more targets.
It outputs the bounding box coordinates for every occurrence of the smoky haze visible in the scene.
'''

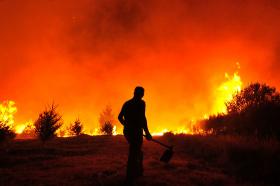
[1,0,280,132]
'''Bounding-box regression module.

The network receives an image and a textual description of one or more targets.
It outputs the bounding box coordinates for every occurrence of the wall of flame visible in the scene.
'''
[1,68,243,135]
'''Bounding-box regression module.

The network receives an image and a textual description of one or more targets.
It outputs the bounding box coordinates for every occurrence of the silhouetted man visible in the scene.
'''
[118,86,152,183]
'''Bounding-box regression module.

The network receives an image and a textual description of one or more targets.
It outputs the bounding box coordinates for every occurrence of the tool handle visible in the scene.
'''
[143,135,172,149]
[151,139,172,149]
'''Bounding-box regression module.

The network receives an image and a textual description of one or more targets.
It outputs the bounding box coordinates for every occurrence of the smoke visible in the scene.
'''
[1,0,280,132]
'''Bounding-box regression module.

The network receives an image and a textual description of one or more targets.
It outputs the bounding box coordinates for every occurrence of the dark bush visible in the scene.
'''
[163,131,175,138]
[226,83,280,114]
[69,119,83,136]
[99,106,116,135]
[34,104,62,142]
[0,122,15,142]
[100,121,113,135]
[203,83,280,139]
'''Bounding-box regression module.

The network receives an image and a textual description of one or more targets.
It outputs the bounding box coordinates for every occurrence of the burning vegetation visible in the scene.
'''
[69,118,83,136]
[0,101,16,142]
[0,66,244,138]
[201,83,280,139]
[2,64,280,141]
[0,101,17,128]
[151,65,243,135]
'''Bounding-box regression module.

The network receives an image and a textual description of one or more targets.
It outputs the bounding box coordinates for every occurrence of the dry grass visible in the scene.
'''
[0,135,279,185]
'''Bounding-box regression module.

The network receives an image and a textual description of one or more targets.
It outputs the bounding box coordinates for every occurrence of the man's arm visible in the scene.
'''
[118,104,126,126]
[142,102,152,140]
[143,116,152,139]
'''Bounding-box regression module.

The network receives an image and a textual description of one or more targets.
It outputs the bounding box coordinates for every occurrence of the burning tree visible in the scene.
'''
[100,121,114,135]
[69,118,83,136]
[0,101,16,142]
[0,101,17,126]
[99,106,115,135]
[226,83,280,114]
[203,83,280,139]
[34,104,62,142]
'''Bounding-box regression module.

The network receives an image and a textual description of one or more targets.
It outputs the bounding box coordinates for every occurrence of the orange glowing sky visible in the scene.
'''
[1,0,280,133]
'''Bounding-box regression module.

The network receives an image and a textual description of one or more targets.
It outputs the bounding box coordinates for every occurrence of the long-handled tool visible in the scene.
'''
[144,135,174,163]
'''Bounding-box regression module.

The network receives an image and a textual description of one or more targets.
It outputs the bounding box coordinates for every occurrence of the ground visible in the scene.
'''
[0,135,278,186]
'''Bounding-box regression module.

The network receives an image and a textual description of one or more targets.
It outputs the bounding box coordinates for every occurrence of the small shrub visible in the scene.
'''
[163,131,175,137]
[0,122,15,142]
[100,121,113,135]
[34,104,62,142]
[69,119,83,136]
[18,122,36,139]
[163,131,175,143]
[99,106,115,127]
[99,105,119,134]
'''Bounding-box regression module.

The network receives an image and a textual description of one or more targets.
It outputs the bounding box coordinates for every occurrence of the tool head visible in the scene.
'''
[160,147,173,163]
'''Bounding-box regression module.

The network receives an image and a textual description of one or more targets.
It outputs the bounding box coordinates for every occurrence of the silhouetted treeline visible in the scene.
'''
[201,83,280,139]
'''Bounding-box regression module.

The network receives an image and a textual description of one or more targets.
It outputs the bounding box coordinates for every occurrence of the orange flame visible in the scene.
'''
[84,125,119,136]
[3,63,243,137]
[212,71,242,114]
[0,101,17,127]
[15,121,34,134]
[154,63,243,135]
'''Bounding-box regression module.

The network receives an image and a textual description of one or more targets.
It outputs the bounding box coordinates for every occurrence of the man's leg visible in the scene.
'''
[125,130,143,182]
[138,150,143,176]
[127,143,138,180]
[135,134,143,177]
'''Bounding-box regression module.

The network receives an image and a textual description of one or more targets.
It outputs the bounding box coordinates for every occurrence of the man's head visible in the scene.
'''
[134,86,144,99]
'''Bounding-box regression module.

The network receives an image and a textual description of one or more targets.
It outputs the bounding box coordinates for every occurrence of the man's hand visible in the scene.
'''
[145,133,152,141]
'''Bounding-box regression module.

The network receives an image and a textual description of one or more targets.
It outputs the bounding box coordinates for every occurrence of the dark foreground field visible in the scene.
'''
[0,135,279,186]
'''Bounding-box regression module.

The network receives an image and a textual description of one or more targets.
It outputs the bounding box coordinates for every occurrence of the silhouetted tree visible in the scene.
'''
[34,104,62,142]
[69,118,83,136]
[99,105,115,126]
[0,121,15,142]
[226,83,280,114]
[99,106,115,135]
[203,83,280,139]
[227,83,280,138]
[100,121,114,135]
